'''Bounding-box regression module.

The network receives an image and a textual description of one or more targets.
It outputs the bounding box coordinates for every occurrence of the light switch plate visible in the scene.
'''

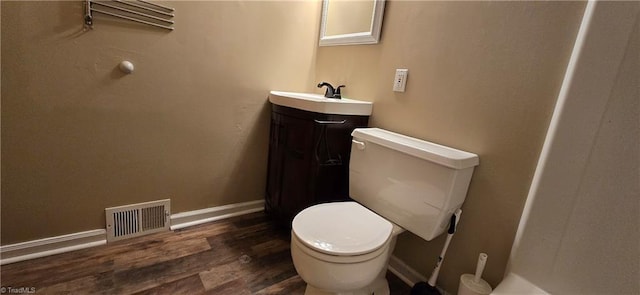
[393,69,408,92]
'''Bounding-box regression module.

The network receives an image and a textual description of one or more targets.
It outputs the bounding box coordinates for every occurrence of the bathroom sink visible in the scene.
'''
[269,91,373,116]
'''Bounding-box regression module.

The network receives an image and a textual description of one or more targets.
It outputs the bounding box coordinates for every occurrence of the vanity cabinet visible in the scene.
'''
[265,105,369,226]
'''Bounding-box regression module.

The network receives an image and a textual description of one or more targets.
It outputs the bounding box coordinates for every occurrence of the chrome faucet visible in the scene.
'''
[317,82,345,99]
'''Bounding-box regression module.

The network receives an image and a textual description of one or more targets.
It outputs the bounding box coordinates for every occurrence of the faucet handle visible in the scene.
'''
[334,85,346,98]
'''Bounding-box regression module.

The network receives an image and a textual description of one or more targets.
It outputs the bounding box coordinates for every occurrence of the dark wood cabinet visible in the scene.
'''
[265,105,369,226]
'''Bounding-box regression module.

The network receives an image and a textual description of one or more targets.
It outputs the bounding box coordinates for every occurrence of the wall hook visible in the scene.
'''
[119,61,135,74]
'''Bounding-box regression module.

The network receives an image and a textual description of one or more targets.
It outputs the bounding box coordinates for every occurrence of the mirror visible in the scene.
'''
[319,0,386,46]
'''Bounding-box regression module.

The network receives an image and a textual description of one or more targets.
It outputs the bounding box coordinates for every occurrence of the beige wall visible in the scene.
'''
[1,0,321,244]
[314,1,585,292]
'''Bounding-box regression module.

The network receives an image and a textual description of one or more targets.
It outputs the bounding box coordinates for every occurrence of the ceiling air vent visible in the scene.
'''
[105,199,170,242]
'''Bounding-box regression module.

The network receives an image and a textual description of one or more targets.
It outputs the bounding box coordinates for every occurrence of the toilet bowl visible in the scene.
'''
[290,128,479,295]
[291,202,404,295]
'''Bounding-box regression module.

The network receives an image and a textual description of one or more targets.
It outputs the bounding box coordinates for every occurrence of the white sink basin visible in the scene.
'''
[269,91,373,116]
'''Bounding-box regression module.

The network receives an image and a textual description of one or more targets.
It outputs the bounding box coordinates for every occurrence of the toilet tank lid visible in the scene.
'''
[351,128,479,169]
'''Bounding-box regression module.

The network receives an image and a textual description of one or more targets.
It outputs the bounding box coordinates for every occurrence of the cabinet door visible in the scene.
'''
[311,117,366,203]
[265,112,284,216]
[279,114,316,222]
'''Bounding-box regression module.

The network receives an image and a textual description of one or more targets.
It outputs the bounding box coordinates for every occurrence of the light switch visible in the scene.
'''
[393,69,408,92]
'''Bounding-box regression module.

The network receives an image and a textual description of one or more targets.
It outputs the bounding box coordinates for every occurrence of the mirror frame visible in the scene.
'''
[319,0,386,46]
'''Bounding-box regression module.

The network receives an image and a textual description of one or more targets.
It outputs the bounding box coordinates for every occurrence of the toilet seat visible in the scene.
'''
[292,202,393,256]
[291,231,391,264]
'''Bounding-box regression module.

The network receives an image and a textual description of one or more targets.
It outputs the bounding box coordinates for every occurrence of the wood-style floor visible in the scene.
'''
[0,212,411,294]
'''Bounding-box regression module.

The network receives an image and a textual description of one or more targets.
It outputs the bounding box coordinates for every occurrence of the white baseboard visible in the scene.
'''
[388,255,427,286]
[388,255,451,295]
[0,199,265,265]
[170,199,264,230]
[0,229,107,265]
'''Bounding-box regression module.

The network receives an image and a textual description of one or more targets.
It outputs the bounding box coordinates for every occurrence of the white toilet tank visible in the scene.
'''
[349,128,479,241]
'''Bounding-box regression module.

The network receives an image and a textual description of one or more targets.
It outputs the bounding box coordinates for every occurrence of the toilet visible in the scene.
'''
[290,128,479,295]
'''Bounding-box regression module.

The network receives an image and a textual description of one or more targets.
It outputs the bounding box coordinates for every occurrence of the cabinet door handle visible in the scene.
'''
[352,139,366,150]
[314,119,346,125]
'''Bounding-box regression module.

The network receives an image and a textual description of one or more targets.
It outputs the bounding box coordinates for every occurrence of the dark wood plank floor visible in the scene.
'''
[1,212,411,294]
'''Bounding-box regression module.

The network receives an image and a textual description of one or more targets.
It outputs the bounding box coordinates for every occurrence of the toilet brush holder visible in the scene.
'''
[458,253,492,295]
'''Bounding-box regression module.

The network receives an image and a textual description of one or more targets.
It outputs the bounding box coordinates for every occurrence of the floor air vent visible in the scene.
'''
[105,199,170,242]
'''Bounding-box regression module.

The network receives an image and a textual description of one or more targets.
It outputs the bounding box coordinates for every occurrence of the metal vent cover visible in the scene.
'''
[105,199,170,242]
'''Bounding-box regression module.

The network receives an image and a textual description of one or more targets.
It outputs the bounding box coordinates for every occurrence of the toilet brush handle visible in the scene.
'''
[474,253,488,283]
[427,232,452,286]
[427,209,462,287]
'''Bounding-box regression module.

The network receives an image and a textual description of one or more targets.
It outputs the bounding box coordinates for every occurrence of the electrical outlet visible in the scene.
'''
[393,69,408,92]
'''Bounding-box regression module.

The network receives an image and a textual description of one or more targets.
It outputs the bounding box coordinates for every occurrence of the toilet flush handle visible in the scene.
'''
[352,139,366,150]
